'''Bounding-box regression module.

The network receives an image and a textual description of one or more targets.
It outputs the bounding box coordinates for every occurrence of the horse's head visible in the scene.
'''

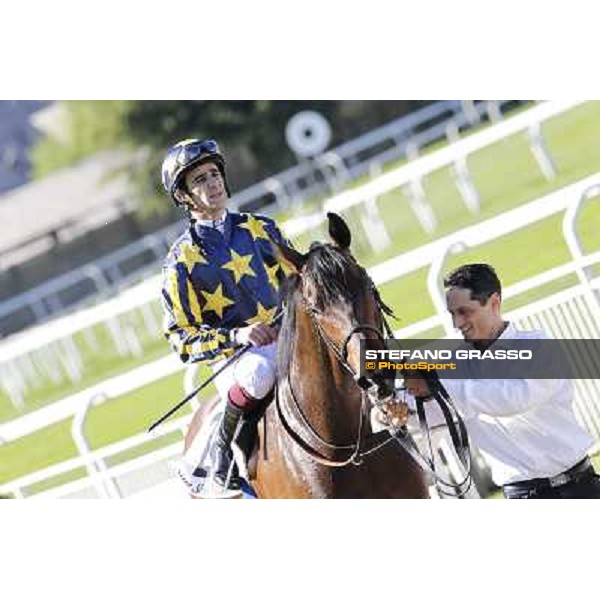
[277,212,394,400]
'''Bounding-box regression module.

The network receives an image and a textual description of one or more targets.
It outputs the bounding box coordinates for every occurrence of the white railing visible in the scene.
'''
[0,354,185,443]
[1,174,599,498]
[9,422,187,499]
[228,100,469,211]
[282,100,584,239]
[0,220,183,328]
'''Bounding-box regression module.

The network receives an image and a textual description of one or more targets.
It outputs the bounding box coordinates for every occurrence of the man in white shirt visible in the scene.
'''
[405,263,600,499]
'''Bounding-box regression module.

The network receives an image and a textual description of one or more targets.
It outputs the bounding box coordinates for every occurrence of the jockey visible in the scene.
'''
[160,138,292,497]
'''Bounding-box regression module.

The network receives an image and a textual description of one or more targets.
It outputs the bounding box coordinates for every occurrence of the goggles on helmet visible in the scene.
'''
[175,139,220,168]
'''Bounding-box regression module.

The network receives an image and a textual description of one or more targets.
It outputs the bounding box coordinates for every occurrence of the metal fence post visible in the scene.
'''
[528,121,557,180]
[71,393,121,499]
[427,240,468,338]
[562,184,600,323]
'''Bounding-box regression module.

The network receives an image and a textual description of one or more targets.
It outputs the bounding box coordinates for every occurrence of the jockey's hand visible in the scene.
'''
[235,323,277,347]
[404,376,432,400]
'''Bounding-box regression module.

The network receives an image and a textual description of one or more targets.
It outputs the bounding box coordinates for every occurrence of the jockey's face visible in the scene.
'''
[446,286,503,342]
[180,161,228,219]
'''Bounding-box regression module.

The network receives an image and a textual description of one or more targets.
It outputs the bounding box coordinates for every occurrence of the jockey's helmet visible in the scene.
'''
[161,138,230,205]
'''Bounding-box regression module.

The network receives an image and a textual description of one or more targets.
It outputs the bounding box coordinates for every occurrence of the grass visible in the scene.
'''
[2,101,600,490]
[0,372,215,489]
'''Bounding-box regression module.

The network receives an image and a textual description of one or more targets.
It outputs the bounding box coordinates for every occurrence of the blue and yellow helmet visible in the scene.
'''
[161,138,230,205]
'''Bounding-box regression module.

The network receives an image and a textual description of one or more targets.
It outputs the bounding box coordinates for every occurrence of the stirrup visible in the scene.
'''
[193,476,244,499]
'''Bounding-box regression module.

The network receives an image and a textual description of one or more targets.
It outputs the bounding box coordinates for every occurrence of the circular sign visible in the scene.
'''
[285,111,332,158]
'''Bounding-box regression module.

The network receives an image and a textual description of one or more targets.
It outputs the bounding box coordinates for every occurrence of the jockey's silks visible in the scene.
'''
[161,212,292,364]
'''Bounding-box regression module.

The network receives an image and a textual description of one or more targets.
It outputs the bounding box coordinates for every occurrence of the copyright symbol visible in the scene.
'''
[366,362,376,370]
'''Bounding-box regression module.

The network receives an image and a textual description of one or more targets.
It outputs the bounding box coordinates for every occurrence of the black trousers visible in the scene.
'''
[503,464,600,499]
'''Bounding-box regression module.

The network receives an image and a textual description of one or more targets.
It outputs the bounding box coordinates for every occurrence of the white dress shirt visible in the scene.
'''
[428,322,595,486]
[195,210,228,234]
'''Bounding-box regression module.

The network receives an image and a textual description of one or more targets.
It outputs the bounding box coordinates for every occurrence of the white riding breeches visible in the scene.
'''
[212,342,278,403]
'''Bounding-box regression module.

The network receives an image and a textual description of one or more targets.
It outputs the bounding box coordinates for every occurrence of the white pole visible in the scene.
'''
[71,393,121,499]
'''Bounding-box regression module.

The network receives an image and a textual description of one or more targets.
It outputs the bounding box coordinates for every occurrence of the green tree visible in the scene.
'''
[32,101,134,177]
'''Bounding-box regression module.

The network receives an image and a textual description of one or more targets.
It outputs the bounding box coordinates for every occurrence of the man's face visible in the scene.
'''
[446,287,501,341]
[181,161,227,218]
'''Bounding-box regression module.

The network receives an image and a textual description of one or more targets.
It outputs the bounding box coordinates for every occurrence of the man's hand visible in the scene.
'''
[235,323,277,347]
[404,376,433,399]
[373,398,410,430]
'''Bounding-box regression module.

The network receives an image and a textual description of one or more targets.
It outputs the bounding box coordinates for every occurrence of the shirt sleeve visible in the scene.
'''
[441,377,573,419]
[269,221,292,247]
[161,262,237,364]
[441,333,573,418]
[264,219,298,277]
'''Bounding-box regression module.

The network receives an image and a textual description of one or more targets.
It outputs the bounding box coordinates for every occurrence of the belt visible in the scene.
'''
[504,457,594,494]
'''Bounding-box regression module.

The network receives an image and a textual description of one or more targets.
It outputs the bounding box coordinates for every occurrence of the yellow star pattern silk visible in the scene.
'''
[247,302,278,325]
[201,283,235,318]
[239,215,272,242]
[222,249,256,284]
[265,263,280,290]
[277,250,297,276]
[179,243,207,273]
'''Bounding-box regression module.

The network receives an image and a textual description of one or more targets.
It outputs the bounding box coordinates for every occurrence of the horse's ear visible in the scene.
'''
[274,241,307,273]
[327,212,351,250]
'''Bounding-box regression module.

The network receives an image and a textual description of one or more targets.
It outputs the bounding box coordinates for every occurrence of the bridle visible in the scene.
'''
[317,321,388,391]
[275,264,475,497]
[275,282,397,467]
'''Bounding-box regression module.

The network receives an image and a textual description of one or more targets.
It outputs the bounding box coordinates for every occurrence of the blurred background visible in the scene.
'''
[0,99,599,499]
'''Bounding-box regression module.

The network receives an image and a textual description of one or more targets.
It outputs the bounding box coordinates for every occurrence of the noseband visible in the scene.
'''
[299,263,389,389]
[313,319,386,390]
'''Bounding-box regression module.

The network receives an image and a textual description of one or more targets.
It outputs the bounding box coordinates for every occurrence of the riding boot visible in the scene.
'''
[235,389,273,459]
[210,400,245,493]
[235,413,259,460]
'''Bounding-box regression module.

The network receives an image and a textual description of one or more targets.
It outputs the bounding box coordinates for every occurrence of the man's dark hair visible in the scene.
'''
[443,263,501,305]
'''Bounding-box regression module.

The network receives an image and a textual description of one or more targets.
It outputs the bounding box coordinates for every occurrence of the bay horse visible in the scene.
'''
[184,212,429,498]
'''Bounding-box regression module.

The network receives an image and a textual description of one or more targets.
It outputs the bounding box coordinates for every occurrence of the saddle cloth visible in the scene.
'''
[176,404,258,499]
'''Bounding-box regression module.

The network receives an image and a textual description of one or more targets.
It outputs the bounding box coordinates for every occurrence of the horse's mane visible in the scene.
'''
[277,243,368,379]
[277,276,299,380]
